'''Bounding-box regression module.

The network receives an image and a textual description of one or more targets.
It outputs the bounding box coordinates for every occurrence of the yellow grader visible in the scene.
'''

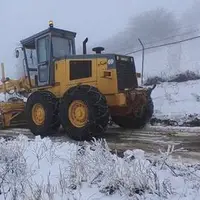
[0,21,155,141]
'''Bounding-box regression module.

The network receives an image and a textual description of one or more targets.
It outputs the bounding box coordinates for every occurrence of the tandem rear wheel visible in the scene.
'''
[111,95,154,129]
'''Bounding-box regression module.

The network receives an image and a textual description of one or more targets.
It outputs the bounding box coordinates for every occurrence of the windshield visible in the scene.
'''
[26,49,37,68]
[52,37,73,58]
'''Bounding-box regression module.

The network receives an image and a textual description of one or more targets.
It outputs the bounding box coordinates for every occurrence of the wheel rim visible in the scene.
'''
[68,100,88,128]
[32,103,45,125]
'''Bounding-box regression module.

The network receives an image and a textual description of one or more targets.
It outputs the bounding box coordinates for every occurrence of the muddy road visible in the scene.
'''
[105,126,200,161]
[0,125,200,161]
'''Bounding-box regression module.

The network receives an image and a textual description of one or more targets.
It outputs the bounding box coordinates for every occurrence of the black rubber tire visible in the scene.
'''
[25,91,60,137]
[59,85,109,141]
[112,95,154,129]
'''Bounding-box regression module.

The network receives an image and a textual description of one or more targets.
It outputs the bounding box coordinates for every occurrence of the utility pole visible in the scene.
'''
[138,38,145,85]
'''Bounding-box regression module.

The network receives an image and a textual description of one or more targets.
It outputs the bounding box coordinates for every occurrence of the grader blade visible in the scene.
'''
[0,98,27,129]
[0,63,31,129]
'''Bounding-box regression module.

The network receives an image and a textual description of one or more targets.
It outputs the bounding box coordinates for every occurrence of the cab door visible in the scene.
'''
[35,34,51,87]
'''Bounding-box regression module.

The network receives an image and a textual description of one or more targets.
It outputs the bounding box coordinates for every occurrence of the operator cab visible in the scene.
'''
[18,21,76,87]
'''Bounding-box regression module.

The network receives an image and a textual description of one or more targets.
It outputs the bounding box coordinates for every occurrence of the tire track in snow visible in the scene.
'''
[0,126,200,160]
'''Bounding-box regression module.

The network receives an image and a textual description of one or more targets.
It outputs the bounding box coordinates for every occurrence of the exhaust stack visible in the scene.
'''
[83,38,88,54]
[1,63,6,95]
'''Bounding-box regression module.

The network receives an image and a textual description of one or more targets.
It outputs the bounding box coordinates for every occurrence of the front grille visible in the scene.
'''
[116,60,138,91]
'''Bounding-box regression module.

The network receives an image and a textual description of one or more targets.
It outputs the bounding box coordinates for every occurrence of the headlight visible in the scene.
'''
[116,56,120,60]
[107,59,114,65]
[130,57,134,62]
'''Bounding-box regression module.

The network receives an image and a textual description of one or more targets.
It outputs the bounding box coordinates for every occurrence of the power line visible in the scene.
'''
[107,22,200,54]
[125,34,200,55]
[114,29,200,55]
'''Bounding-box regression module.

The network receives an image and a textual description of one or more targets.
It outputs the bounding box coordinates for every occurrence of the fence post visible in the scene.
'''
[138,38,145,85]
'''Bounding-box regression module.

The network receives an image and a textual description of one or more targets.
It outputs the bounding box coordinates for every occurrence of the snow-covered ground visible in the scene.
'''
[131,37,200,125]
[0,135,199,200]
[151,79,200,125]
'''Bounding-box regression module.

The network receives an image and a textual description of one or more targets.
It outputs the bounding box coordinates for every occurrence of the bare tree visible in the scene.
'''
[128,8,180,44]
[102,8,179,53]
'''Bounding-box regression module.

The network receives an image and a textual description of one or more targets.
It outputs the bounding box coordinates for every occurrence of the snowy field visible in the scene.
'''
[151,79,200,125]
[0,135,199,200]
[131,37,200,125]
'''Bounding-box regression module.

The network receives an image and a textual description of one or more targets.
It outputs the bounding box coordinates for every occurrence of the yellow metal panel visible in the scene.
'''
[39,57,125,106]
[97,58,118,95]
[66,58,97,85]
[0,101,25,112]
[48,58,98,97]
[66,82,97,90]
[0,101,25,127]
[55,59,67,89]
[105,93,127,107]
[45,59,67,97]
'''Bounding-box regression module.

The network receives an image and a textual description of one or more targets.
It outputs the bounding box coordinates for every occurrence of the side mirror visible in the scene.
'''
[15,49,20,58]
[136,72,141,78]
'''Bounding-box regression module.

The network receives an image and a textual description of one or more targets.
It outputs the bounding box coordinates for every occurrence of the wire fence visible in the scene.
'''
[119,32,200,119]
[115,32,200,85]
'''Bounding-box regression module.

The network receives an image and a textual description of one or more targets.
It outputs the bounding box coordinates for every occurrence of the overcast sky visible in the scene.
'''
[0,0,196,77]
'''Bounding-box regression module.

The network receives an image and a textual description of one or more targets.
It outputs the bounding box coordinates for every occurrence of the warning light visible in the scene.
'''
[49,20,54,28]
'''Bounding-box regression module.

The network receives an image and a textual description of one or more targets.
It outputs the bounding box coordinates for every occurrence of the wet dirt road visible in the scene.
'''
[105,126,200,161]
[0,125,200,161]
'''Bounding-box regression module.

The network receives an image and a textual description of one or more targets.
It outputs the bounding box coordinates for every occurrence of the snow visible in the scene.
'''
[0,135,200,200]
[128,36,200,124]
[151,79,200,123]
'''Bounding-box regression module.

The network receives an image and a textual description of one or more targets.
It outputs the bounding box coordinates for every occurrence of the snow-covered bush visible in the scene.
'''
[0,136,199,199]
[144,76,167,86]
[144,70,200,86]
[168,70,200,83]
